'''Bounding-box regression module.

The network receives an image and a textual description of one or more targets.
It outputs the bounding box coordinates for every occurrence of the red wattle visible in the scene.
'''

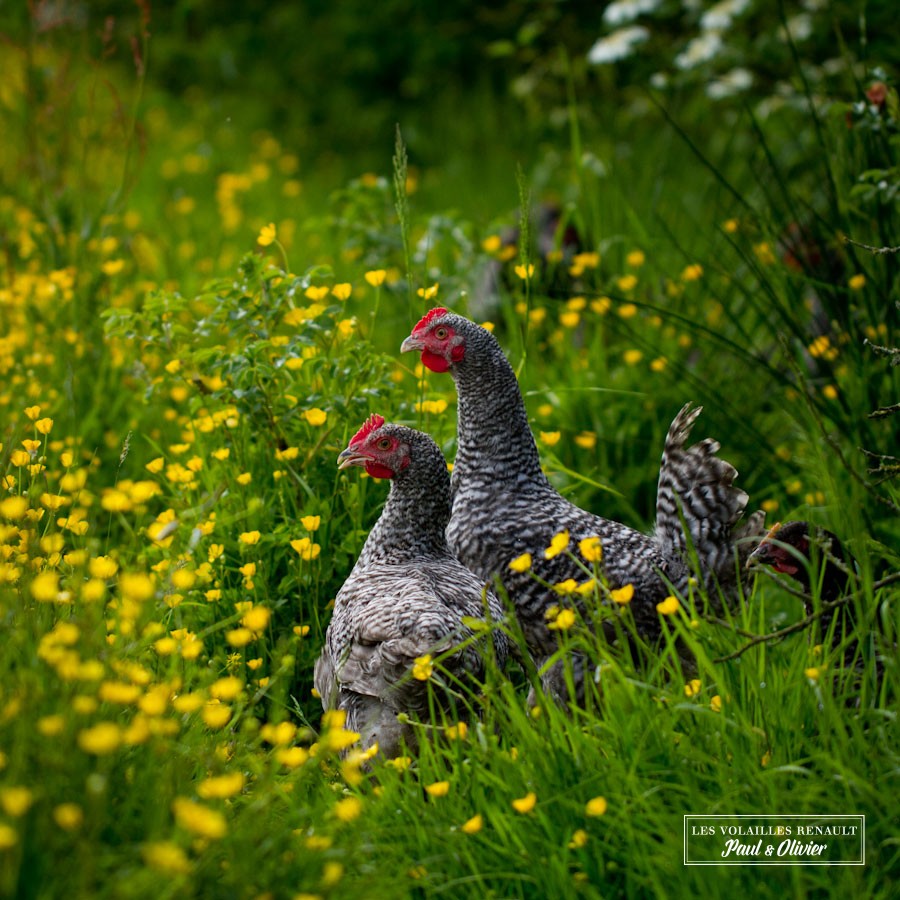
[421,349,450,373]
[365,462,396,480]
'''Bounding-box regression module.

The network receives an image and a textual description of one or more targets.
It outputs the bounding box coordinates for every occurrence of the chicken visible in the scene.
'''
[313,414,509,756]
[748,521,851,603]
[401,309,764,699]
[748,520,855,642]
[748,521,886,703]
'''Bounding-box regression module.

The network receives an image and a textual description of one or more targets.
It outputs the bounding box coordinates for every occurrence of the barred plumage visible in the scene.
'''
[314,419,508,756]
[402,311,765,700]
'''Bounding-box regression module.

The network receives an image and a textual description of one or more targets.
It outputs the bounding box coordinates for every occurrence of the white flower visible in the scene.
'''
[675,31,723,70]
[700,0,750,31]
[782,13,813,41]
[706,67,754,100]
[603,0,662,27]
[587,26,650,65]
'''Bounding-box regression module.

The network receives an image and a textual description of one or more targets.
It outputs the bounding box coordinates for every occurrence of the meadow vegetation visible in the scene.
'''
[0,2,898,897]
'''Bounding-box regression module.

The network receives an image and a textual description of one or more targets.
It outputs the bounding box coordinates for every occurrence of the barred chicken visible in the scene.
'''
[748,521,887,703]
[401,309,764,700]
[748,521,855,643]
[314,415,508,756]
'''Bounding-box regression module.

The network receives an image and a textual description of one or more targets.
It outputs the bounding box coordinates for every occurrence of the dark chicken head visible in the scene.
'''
[400,307,467,373]
[748,520,850,601]
[337,415,412,480]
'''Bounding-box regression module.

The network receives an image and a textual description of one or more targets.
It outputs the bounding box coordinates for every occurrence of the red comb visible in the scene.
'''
[412,307,448,334]
[349,414,385,446]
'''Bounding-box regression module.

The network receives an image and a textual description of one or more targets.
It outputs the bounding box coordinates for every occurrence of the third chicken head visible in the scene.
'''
[400,308,466,373]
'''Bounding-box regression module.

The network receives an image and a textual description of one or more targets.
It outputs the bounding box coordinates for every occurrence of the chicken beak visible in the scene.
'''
[400,334,424,354]
[745,545,765,569]
[745,522,782,568]
[337,447,369,470]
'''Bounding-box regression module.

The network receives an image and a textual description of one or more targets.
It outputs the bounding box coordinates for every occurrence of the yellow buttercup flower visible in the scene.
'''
[172,798,227,839]
[553,580,579,596]
[209,676,243,701]
[547,608,576,631]
[572,252,599,269]
[334,797,363,822]
[508,553,532,573]
[53,803,84,831]
[242,605,270,634]
[460,813,483,834]
[511,792,536,814]
[544,530,570,560]
[303,408,327,426]
[77,722,122,755]
[30,571,60,603]
[514,263,535,280]
[0,787,34,817]
[142,841,192,875]
[276,746,310,768]
[578,536,603,563]
[225,628,253,648]
[626,249,645,267]
[261,721,297,745]
[0,496,29,519]
[291,537,321,560]
[412,654,434,681]
[305,285,330,302]
[201,702,232,728]
[445,722,467,740]
[197,772,245,799]
[257,222,277,246]
[656,595,680,616]
[568,829,589,849]
[610,584,634,605]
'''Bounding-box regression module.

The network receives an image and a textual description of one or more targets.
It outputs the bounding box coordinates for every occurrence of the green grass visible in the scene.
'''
[0,12,898,900]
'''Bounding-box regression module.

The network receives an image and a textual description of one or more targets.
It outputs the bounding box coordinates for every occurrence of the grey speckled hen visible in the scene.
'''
[401,309,765,701]
[314,415,509,756]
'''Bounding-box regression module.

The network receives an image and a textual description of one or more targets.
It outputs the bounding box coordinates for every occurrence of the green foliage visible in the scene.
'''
[0,4,898,899]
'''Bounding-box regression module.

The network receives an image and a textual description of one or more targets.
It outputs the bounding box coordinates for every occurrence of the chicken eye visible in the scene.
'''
[376,438,392,450]
[434,326,449,339]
